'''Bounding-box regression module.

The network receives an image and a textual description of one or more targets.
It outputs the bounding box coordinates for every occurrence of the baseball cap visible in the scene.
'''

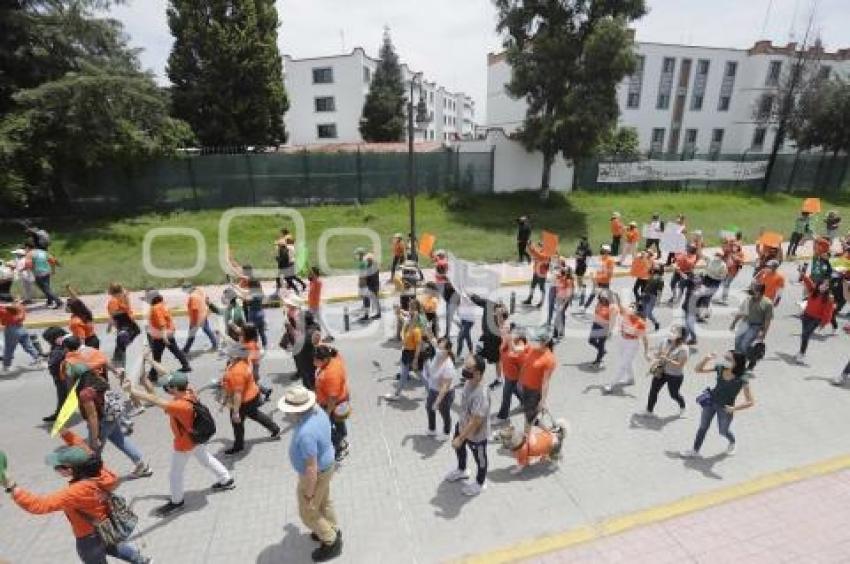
[767,259,780,269]
[45,445,92,469]
[143,288,161,303]
[600,244,611,253]
[528,326,552,344]
[161,370,189,391]
[62,335,81,351]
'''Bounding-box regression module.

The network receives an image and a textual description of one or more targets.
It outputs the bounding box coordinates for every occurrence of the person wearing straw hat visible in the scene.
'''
[619,221,640,266]
[123,356,234,518]
[220,342,280,456]
[1,429,152,563]
[280,385,342,562]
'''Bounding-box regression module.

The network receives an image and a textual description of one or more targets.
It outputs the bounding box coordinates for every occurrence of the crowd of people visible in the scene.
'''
[0,207,848,563]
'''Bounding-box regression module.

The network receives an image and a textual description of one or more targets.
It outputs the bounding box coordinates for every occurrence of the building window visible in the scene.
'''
[657,93,670,110]
[650,128,665,153]
[757,94,775,120]
[429,92,434,104]
[710,128,724,155]
[627,92,640,109]
[766,61,782,86]
[317,124,337,139]
[314,96,335,112]
[691,95,703,111]
[662,57,675,73]
[718,96,731,111]
[818,66,831,80]
[751,127,767,150]
[363,66,371,83]
[697,59,710,75]
[684,128,698,151]
[312,67,333,84]
[725,61,737,77]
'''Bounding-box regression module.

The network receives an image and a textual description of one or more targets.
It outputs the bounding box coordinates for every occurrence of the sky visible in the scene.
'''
[111,0,850,118]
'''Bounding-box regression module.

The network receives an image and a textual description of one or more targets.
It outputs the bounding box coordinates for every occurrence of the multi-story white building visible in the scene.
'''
[283,48,476,146]
[487,39,850,156]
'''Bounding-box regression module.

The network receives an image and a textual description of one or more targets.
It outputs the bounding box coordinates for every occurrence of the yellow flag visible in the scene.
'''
[51,381,80,437]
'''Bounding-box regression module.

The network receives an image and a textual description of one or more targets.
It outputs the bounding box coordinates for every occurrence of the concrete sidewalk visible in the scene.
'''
[18,243,784,329]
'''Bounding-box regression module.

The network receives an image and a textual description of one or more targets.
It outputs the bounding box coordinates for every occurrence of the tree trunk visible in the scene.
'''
[540,149,554,201]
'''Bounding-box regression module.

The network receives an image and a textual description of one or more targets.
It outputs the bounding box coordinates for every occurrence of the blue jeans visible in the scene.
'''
[545,286,558,325]
[396,350,415,394]
[497,378,522,419]
[76,532,143,563]
[693,402,735,452]
[247,309,267,348]
[35,274,61,306]
[734,323,762,354]
[92,419,144,465]
[426,388,454,434]
[3,325,39,368]
[642,294,659,328]
[183,318,219,353]
[456,320,474,357]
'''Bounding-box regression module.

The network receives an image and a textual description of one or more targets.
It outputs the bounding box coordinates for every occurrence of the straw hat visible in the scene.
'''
[278,386,317,414]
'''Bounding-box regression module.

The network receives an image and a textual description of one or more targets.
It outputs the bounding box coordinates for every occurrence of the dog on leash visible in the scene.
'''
[495,415,569,474]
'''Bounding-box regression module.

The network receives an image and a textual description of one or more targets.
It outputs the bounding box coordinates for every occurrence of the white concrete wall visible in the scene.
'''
[487,41,850,156]
[283,48,474,146]
[459,129,573,193]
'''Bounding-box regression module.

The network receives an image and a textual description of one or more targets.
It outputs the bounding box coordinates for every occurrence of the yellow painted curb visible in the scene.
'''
[22,253,811,330]
[455,452,850,564]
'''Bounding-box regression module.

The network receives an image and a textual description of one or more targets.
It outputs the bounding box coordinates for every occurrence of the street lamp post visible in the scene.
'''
[407,72,430,262]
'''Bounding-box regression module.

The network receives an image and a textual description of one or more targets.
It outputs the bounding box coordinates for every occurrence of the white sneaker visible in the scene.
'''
[462,482,485,496]
[29,359,45,368]
[636,409,654,418]
[680,449,700,458]
[509,465,524,475]
[384,392,402,401]
[426,429,437,437]
[492,415,509,425]
[444,469,470,482]
[726,442,736,456]
[437,432,450,441]
[793,353,805,364]
[602,385,613,394]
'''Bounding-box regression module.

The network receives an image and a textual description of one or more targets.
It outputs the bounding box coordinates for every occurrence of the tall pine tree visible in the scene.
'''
[359,29,405,142]
[167,0,288,147]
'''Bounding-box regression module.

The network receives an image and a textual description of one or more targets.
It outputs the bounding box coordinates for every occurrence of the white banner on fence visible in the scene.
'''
[597,160,768,183]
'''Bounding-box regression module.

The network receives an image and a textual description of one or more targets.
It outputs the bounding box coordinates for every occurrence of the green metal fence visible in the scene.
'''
[573,152,850,193]
[62,148,494,215]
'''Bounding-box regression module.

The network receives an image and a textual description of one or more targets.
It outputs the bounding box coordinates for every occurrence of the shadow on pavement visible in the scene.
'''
[563,362,606,374]
[401,433,444,459]
[629,413,681,431]
[378,395,422,412]
[582,384,636,399]
[256,523,313,564]
[488,461,559,483]
[430,480,474,520]
[804,375,850,389]
[664,450,727,480]
[128,485,224,540]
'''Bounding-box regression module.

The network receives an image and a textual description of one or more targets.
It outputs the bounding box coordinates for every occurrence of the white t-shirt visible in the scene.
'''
[425,355,457,392]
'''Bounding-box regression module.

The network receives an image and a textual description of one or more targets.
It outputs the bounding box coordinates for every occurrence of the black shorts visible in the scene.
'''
[521,388,542,424]
[479,335,501,364]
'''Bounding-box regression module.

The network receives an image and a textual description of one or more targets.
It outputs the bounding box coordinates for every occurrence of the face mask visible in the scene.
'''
[460,368,474,381]
[716,357,733,370]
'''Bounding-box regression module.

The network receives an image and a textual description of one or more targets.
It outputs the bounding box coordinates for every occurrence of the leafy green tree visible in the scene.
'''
[494,0,646,197]
[596,126,640,160]
[359,28,406,142]
[789,76,850,155]
[167,0,288,147]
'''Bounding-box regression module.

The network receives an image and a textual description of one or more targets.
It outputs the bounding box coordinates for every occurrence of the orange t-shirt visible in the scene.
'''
[519,347,556,391]
[611,218,624,236]
[529,246,551,278]
[68,315,95,340]
[308,278,322,309]
[515,426,555,467]
[757,270,786,300]
[187,290,208,326]
[243,339,261,367]
[625,228,640,244]
[621,313,647,339]
[106,295,133,319]
[675,253,697,274]
[222,359,259,404]
[316,356,349,406]
[148,302,175,337]
[555,275,574,299]
[420,295,439,314]
[164,393,197,452]
[630,256,651,280]
[594,256,616,284]
[500,342,527,381]
[393,240,406,258]
[63,347,108,378]
[0,306,25,326]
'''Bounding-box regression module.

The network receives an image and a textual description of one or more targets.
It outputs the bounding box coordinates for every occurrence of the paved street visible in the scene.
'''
[1,261,849,563]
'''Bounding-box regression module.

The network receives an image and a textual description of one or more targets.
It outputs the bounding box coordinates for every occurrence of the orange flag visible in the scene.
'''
[802,198,821,214]
[418,233,436,256]
[758,231,783,248]
[542,231,559,256]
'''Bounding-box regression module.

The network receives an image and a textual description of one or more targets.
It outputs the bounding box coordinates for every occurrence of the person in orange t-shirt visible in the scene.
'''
[523,241,551,307]
[389,233,406,282]
[314,345,350,460]
[220,344,280,455]
[619,221,640,266]
[582,245,616,311]
[668,245,699,305]
[105,283,140,367]
[420,282,441,336]
[588,292,618,367]
[64,286,99,349]
[124,356,233,517]
[796,275,835,364]
[755,260,785,305]
[496,330,528,421]
[518,329,556,430]
[305,266,334,341]
[145,289,191,381]
[182,283,218,355]
[2,429,152,562]
[630,251,653,303]
[1,301,42,370]
[610,212,624,256]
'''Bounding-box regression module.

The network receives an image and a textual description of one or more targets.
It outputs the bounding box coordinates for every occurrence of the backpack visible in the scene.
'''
[80,488,137,547]
[176,398,216,445]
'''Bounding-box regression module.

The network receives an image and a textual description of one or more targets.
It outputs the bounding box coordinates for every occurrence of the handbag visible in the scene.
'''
[695,372,713,407]
[79,489,138,546]
[332,401,351,421]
